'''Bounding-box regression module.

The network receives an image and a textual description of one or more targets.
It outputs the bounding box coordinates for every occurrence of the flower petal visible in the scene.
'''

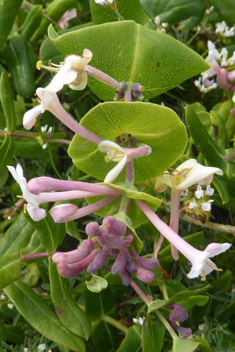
[46,61,77,93]
[23,104,43,130]
[104,155,127,183]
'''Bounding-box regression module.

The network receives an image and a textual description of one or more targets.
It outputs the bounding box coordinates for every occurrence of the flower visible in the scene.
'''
[154,159,223,192]
[98,140,151,183]
[58,8,77,29]
[95,0,114,5]
[215,21,235,37]
[136,199,232,280]
[133,317,144,325]
[23,61,77,130]
[7,164,46,221]
[201,199,214,211]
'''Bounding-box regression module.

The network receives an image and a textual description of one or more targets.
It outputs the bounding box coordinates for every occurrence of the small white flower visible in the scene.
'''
[189,201,198,210]
[205,185,214,196]
[7,303,14,309]
[133,317,144,325]
[0,295,5,300]
[201,199,214,211]
[7,164,46,221]
[195,185,204,199]
[37,344,47,351]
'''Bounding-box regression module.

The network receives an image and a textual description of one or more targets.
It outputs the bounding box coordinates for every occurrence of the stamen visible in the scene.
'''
[109,150,118,162]
[201,269,207,281]
[206,261,222,272]
[17,195,24,198]
[23,204,27,214]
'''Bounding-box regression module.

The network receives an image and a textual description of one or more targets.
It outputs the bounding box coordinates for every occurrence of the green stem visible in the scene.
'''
[155,310,178,339]
[102,315,128,334]
[119,193,130,213]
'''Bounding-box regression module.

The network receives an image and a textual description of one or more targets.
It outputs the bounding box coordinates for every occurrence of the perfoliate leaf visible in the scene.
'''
[85,274,108,293]
[48,21,209,100]
[172,337,199,352]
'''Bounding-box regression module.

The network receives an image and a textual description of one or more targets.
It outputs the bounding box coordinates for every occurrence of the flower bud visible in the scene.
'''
[59,249,98,277]
[126,258,137,273]
[58,261,80,278]
[167,320,192,338]
[132,83,143,92]
[135,266,155,283]
[102,216,126,236]
[130,249,159,270]
[123,234,134,246]
[51,203,78,223]
[87,247,109,274]
[111,248,127,275]
[85,222,103,236]
[164,303,188,323]
[120,268,132,286]
[98,233,125,249]
[52,239,94,264]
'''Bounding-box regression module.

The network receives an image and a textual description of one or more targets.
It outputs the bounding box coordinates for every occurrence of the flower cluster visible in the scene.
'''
[215,21,235,37]
[53,216,159,285]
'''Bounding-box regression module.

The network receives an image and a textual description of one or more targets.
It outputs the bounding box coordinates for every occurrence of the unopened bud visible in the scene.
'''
[168,320,192,338]
[119,81,127,91]
[164,303,188,323]
[102,216,126,236]
[85,222,103,236]
[135,266,155,283]
[111,248,127,275]
[123,234,134,246]
[126,258,137,273]
[132,83,143,92]
[114,92,124,101]
[58,249,98,277]
[52,239,94,264]
[130,249,159,270]
[98,232,125,249]
[51,203,78,223]
[87,247,109,273]
[120,268,132,286]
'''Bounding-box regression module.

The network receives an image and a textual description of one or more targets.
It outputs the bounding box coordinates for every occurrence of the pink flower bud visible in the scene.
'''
[126,258,137,273]
[102,216,126,236]
[87,247,109,273]
[135,266,155,283]
[120,268,132,286]
[85,222,103,236]
[51,203,78,223]
[130,249,159,270]
[58,249,98,277]
[164,303,188,323]
[111,248,127,275]
[52,239,94,264]
[123,234,134,246]
[167,320,192,338]
[98,232,125,249]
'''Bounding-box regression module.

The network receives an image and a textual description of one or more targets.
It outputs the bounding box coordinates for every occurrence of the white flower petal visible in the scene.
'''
[23,104,43,130]
[46,61,77,93]
[104,155,127,183]
[98,140,125,154]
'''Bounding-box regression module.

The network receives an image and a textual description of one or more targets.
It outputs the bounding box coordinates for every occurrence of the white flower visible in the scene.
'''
[195,185,204,199]
[205,185,214,196]
[7,303,14,309]
[201,199,214,211]
[189,201,198,210]
[37,344,47,351]
[7,164,46,221]
[216,21,235,37]
[0,295,5,300]
[95,0,114,5]
[98,140,151,183]
[23,61,77,130]
[133,317,144,325]
[65,49,92,90]
[187,242,231,279]
[154,159,223,192]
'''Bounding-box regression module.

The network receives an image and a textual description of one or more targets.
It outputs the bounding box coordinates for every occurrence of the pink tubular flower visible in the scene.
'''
[136,199,231,280]
[58,8,77,29]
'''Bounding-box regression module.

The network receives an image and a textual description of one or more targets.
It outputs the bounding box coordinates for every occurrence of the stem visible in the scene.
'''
[118,194,130,213]
[180,213,235,234]
[155,310,178,339]
[102,315,128,334]
[169,189,181,260]
[130,280,151,305]
[84,65,121,90]
[21,252,49,260]
[44,138,70,145]
[124,88,132,102]
[154,233,164,258]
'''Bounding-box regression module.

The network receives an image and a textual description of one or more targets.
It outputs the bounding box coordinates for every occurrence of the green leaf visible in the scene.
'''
[185,105,235,179]
[49,259,92,340]
[0,212,35,258]
[148,285,209,313]
[172,337,199,352]
[31,0,78,44]
[143,0,206,29]
[143,314,165,352]
[179,295,209,311]
[48,21,209,100]
[0,71,16,132]
[116,325,142,352]
[0,34,36,98]
[85,274,108,293]
[18,5,43,42]
[0,252,23,290]
[210,111,227,149]
[21,231,45,258]
[85,285,115,321]
[218,99,235,141]
[0,133,14,171]
[210,0,235,26]
[0,0,23,50]
[90,0,148,25]
[92,319,119,352]
[212,174,230,204]
[5,281,86,352]
[25,212,65,255]
[158,231,204,264]
[69,102,187,183]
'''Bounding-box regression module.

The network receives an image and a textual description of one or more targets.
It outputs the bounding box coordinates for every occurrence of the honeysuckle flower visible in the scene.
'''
[136,199,232,280]
[7,164,46,221]
[58,8,77,29]
[98,140,152,183]
[154,159,223,192]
